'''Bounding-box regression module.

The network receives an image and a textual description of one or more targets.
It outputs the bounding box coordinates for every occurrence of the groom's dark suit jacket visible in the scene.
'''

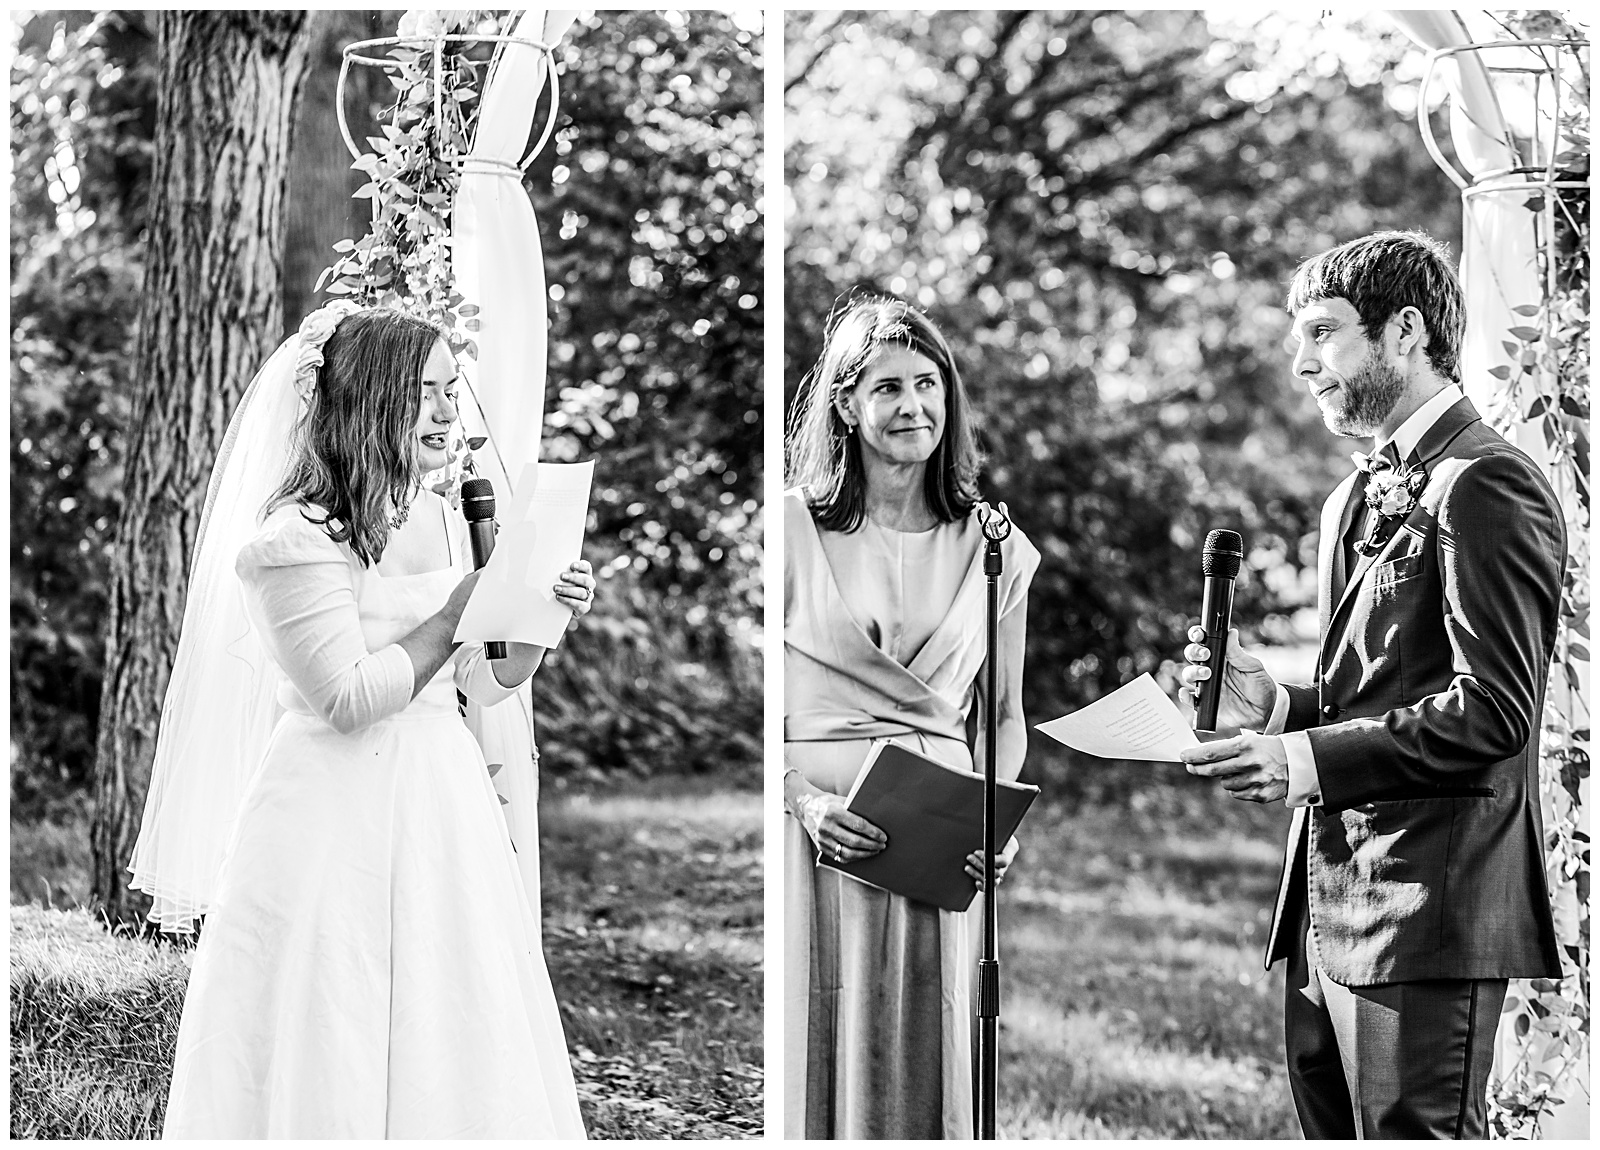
[1265,396,1565,986]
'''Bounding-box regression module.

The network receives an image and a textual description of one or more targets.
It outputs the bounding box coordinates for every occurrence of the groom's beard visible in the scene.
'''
[1325,347,1405,438]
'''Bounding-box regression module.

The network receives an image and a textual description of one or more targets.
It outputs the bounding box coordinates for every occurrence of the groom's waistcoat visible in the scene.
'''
[1265,397,1565,986]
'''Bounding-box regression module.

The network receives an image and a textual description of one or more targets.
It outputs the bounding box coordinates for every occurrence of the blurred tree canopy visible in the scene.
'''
[10,9,762,818]
[515,9,763,781]
[785,9,1461,725]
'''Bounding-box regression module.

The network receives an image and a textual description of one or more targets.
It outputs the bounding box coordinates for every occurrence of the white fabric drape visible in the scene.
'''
[452,7,579,491]
[449,8,581,913]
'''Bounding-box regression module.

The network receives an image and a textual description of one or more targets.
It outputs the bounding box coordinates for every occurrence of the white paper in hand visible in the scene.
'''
[1035,672,1201,762]
[454,460,594,649]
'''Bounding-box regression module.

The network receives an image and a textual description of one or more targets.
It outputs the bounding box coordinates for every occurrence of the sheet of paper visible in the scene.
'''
[454,459,594,650]
[1035,672,1201,762]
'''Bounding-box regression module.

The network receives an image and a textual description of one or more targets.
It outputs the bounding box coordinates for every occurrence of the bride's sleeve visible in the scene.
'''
[451,644,526,706]
[236,510,415,735]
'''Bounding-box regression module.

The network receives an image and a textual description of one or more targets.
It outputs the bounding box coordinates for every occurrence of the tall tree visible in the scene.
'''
[91,11,313,924]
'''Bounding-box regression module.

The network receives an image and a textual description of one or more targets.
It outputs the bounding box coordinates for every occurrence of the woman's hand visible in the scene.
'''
[442,568,483,625]
[964,836,1019,890]
[553,560,595,623]
[398,568,481,699]
[795,791,887,863]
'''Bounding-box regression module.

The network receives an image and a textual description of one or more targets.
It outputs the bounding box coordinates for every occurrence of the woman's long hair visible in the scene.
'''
[268,308,443,566]
[786,294,982,532]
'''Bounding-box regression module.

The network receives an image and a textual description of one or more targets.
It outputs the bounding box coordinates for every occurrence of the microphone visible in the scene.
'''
[1195,529,1244,732]
[460,478,506,660]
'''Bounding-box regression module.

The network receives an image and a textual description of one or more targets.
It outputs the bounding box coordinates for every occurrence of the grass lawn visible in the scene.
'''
[10,904,190,1140]
[8,782,761,1139]
[997,760,1300,1138]
[542,784,763,1138]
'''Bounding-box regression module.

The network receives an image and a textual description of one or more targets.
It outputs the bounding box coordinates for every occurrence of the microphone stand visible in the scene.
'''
[976,502,1010,1140]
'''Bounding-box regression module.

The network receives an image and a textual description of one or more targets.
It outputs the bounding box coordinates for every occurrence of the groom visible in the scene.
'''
[1177,231,1565,1138]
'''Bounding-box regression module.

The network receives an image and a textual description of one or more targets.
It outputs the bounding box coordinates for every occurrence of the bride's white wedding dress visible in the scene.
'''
[161,493,584,1139]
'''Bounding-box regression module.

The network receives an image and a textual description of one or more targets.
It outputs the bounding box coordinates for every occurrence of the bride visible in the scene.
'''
[130,301,592,1138]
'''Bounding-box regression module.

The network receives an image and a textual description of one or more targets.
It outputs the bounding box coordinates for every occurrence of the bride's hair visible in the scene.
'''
[786,292,981,532]
[267,307,443,566]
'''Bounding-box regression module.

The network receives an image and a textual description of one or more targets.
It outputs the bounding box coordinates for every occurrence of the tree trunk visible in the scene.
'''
[91,11,312,926]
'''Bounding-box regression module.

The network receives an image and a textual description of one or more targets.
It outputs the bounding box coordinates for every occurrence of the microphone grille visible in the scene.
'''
[1201,529,1244,579]
[460,477,496,521]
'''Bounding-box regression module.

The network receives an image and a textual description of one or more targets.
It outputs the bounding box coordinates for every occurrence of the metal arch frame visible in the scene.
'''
[1416,38,1588,192]
[335,33,562,176]
[1415,37,1589,332]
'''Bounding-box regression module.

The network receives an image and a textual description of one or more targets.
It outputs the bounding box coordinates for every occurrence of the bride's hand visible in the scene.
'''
[443,568,483,623]
[553,560,595,621]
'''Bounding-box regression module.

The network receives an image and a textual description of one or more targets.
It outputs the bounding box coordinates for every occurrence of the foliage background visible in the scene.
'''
[1479,14,1590,1135]
[10,9,763,849]
[785,8,1463,751]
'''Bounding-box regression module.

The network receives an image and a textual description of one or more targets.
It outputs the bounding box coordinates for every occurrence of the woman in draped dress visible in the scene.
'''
[133,305,592,1138]
[783,296,1039,1139]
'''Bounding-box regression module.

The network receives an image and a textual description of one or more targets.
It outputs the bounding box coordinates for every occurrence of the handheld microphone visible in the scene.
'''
[1195,529,1244,732]
[460,478,506,660]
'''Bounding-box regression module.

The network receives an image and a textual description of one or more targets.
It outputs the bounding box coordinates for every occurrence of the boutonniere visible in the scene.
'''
[1356,460,1427,556]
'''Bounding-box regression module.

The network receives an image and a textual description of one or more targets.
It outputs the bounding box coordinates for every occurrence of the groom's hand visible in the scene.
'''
[1177,625,1278,733]
[1181,731,1289,803]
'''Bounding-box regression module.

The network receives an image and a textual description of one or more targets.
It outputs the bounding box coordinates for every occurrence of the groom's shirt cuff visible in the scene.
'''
[1282,733,1322,807]
[1266,686,1321,808]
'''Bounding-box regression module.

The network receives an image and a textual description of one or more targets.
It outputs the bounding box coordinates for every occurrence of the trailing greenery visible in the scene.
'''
[314,9,498,353]
[1486,16,1590,1139]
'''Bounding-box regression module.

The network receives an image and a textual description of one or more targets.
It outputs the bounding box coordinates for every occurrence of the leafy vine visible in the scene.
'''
[313,8,517,502]
[1485,18,1589,1141]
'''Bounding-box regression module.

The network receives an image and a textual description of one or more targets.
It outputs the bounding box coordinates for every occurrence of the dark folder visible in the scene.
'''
[816,740,1040,912]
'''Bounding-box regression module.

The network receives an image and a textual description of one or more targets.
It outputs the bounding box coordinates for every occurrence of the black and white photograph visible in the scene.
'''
[783,8,1587,1140]
[10,4,1592,1144]
[11,8,761,1138]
